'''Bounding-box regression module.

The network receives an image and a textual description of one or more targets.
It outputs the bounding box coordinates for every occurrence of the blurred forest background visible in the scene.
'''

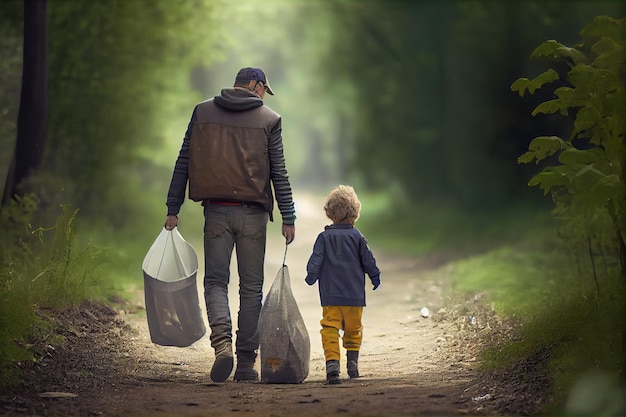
[0,0,624,413]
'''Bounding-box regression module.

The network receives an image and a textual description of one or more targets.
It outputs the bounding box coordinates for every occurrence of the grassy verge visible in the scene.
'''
[358,193,625,414]
[0,159,215,389]
[452,236,624,415]
[0,174,170,388]
[0,195,113,388]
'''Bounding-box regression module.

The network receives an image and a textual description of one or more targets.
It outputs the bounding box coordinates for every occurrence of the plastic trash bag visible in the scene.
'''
[259,263,310,383]
[142,227,206,347]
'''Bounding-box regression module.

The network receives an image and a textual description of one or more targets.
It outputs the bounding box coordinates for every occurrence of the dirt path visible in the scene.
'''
[1,192,545,416]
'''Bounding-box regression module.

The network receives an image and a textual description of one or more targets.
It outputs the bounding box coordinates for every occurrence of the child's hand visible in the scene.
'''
[372,276,380,290]
[305,274,318,285]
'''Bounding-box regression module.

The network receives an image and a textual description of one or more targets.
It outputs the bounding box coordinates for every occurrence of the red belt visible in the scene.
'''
[210,200,242,206]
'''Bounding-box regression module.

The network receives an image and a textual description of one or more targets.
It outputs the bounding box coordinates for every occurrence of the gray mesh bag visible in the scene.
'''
[259,252,310,383]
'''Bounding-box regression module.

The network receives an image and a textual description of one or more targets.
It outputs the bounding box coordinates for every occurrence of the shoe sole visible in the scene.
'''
[234,378,258,383]
[234,369,258,383]
[326,375,342,385]
[210,355,234,383]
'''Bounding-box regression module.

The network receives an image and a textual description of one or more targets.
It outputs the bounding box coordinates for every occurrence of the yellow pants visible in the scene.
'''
[320,306,363,362]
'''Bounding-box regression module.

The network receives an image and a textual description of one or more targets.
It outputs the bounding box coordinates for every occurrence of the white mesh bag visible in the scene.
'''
[142,227,205,347]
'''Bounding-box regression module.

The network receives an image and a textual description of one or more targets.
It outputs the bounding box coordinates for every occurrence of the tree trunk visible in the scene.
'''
[2,0,48,206]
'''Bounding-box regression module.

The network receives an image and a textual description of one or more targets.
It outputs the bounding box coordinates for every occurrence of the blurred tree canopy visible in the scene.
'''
[315,0,624,211]
[1,0,225,224]
[0,0,624,226]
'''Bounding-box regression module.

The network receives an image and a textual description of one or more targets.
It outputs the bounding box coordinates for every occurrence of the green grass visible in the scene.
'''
[452,236,624,369]
[449,240,575,317]
[357,193,625,413]
[358,190,554,256]
[0,195,112,387]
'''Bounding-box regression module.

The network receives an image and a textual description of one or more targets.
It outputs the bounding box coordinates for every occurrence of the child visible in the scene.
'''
[305,185,381,384]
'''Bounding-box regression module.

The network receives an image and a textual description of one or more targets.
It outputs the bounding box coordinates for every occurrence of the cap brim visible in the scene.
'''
[265,83,274,95]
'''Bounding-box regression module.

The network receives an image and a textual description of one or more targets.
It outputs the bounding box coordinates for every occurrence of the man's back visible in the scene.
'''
[188,92,280,210]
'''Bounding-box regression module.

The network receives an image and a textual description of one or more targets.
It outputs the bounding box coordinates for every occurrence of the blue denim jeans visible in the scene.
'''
[203,202,268,357]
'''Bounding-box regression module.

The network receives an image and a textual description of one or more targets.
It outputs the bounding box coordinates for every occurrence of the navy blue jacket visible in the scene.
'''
[305,224,380,306]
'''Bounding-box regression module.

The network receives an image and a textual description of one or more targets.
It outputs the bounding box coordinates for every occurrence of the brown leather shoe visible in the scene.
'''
[234,352,258,382]
[234,366,258,382]
[210,343,233,382]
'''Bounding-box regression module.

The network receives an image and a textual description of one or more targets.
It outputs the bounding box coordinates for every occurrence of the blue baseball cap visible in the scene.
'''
[235,67,274,95]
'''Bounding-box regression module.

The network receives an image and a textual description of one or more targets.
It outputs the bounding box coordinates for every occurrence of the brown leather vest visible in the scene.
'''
[188,100,279,212]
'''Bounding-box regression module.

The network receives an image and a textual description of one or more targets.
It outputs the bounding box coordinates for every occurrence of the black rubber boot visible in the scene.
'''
[326,360,341,385]
[347,350,360,378]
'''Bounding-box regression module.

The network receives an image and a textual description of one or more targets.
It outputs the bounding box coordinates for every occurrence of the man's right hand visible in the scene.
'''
[282,224,295,244]
[165,215,178,230]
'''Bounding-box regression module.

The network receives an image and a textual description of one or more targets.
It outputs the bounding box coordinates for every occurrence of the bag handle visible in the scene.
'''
[282,243,288,267]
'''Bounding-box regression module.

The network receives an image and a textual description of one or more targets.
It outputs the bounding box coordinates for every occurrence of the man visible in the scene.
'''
[164,67,296,383]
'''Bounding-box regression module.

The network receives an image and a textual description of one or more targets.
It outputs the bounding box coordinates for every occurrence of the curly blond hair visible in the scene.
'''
[324,184,361,224]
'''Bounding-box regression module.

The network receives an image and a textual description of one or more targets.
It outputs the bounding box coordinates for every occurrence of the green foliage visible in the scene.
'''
[0,195,109,388]
[517,135,568,164]
[514,15,626,271]
[358,189,552,257]
[314,1,620,212]
[495,14,626,406]
[530,39,590,64]
[511,69,561,96]
[448,225,624,405]
[363,186,624,407]
[20,0,226,222]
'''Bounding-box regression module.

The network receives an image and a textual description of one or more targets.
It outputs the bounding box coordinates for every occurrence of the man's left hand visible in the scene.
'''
[282,224,295,244]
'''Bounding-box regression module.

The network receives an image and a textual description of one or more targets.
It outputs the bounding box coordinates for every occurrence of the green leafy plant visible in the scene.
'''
[508,15,626,403]
[0,195,108,388]
[512,16,625,281]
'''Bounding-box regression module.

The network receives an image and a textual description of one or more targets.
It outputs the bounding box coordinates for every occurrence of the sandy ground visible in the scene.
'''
[0,192,548,417]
